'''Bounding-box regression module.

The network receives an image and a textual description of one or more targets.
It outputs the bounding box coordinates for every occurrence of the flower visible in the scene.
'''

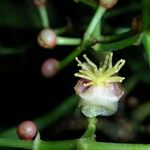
[74,52,125,118]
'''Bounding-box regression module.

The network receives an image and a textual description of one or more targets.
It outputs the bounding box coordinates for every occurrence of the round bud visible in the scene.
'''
[17,121,37,140]
[132,16,142,33]
[33,0,46,7]
[41,58,59,78]
[37,28,57,49]
[99,0,118,9]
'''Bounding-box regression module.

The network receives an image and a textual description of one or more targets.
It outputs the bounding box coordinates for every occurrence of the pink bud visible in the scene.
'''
[41,58,59,78]
[99,0,118,9]
[17,121,37,140]
[37,29,57,49]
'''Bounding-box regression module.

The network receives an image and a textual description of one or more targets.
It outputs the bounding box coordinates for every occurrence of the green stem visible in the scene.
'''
[0,138,150,150]
[74,0,97,8]
[84,6,106,40]
[38,5,49,28]
[82,117,97,139]
[39,140,77,150]
[98,31,134,43]
[0,47,25,55]
[57,37,81,45]
[142,0,150,31]
[142,32,150,64]
[86,140,150,150]
[104,4,140,19]
[54,26,69,35]
[0,138,32,149]
[96,33,141,52]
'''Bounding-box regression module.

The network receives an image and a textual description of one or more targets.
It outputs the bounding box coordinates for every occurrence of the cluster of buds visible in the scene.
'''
[74,53,125,118]
[37,28,59,78]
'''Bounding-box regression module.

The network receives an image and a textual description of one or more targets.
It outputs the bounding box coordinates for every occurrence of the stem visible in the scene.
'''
[82,117,97,139]
[74,0,97,8]
[54,26,69,35]
[86,141,150,150]
[84,6,106,40]
[142,0,150,31]
[0,138,150,150]
[96,33,141,52]
[0,138,32,149]
[142,32,150,64]
[98,31,134,43]
[104,4,140,19]
[38,5,49,28]
[39,140,77,150]
[0,47,25,55]
[57,37,81,45]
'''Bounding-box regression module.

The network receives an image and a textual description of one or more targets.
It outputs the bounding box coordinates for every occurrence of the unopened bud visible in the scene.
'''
[37,28,57,49]
[99,0,118,9]
[41,58,59,78]
[17,121,37,140]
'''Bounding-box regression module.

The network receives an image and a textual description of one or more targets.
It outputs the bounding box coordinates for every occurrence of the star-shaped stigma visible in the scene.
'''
[74,52,125,87]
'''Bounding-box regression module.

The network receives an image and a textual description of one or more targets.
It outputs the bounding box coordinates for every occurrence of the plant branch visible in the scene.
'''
[84,6,106,41]
[74,0,97,8]
[82,118,97,139]
[142,32,150,64]
[0,138,32,149]
[57,37,81,45]
[0,138,150,150]
[94,33,141,52]
[38,5,49,28]
[142,0,150,31]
